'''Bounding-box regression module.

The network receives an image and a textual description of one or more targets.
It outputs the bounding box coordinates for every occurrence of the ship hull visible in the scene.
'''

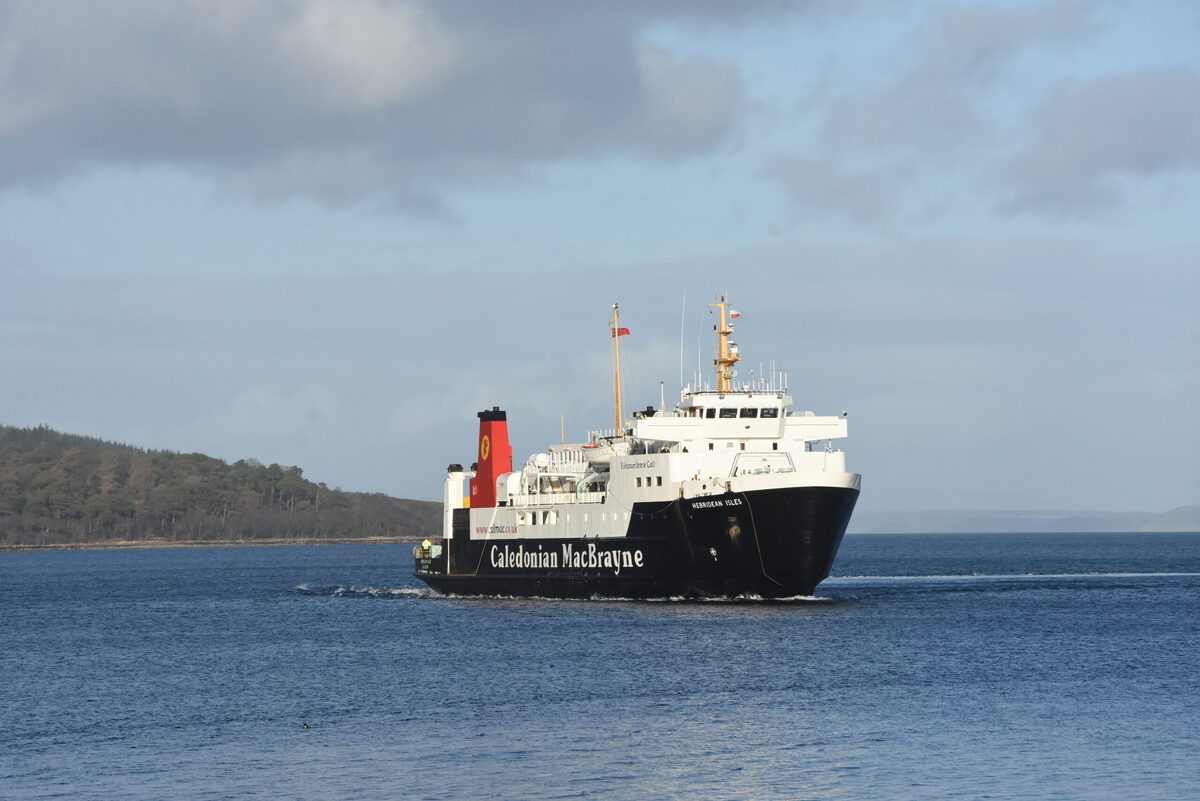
[416,485,858,599]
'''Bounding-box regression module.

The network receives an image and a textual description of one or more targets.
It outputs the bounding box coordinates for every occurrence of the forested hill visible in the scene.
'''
[0,425,439,547]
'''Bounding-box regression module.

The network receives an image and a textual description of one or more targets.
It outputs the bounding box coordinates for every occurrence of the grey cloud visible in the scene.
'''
[999,66,1200,215]
[763,1,1099,224]
[820,0,1096,157]
[0,0,783,206]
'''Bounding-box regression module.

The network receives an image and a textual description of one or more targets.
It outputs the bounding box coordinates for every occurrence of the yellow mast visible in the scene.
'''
[708,296,740,393]
[612,303,625,438]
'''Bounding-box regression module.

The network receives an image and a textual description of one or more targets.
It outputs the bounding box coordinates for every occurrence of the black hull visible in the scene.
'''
[416,485,858,599]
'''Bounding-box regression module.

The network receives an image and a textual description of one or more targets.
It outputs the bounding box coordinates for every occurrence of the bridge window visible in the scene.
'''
[706,408,716,418]
[739,408,758,418]
[761,408,779,418]
[719,408,737,418]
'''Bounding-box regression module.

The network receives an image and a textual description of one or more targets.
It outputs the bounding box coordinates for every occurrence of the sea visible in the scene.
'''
[2,532,1197,801]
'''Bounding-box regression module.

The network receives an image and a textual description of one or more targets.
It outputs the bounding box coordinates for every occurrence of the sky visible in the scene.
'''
[2,0,1197,513]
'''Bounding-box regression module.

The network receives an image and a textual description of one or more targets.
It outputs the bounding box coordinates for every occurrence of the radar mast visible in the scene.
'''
[708,296,741,393]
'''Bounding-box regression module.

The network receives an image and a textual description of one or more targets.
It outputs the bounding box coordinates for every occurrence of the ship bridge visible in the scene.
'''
[630,391,848,451]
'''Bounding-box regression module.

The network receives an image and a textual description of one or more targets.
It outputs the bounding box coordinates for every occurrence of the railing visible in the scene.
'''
[741,466,796,476]
[509,491,606,507]
[545,450,588,469]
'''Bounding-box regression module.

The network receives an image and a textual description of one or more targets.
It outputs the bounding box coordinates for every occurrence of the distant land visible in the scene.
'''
[848,506,1200,534]
[1,425,439,548]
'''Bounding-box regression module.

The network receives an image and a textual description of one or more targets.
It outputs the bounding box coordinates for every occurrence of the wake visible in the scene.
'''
[293,584,830,603]
[295,584,437,599]
[827,571,1200,582]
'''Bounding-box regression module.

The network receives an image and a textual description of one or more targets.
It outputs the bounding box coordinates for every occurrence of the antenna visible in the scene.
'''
[611,303,624,438]
[679,289,687,393]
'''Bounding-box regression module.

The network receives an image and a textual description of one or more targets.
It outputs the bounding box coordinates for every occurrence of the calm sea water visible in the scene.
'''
[2,533,1197,801]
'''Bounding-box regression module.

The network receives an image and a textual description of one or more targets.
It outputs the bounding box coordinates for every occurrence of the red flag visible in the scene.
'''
[729,310,741,319]
[611,327,630,337]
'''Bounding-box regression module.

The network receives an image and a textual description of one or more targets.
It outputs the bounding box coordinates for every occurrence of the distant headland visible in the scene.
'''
[848,506,1200,534]
[1,425,439,549]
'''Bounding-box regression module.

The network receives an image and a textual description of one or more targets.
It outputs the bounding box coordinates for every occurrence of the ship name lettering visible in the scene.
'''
[490,544,558,570]
[561,542,645,575]
[690,498,743,509]
[619,460,656,470]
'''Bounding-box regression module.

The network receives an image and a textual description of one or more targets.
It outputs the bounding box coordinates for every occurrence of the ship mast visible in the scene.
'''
[612,303,625,438]
[709,296,740,393]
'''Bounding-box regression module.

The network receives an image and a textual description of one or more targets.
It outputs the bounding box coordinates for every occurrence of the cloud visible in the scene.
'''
[819,0,1097,158]
[761,156,900,222]
[762,1,1099,221]
[0,0,778,207]
[999,65,1200,215]
[277,0,459,111]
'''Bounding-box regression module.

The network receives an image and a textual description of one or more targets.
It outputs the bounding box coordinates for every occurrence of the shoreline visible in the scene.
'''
[2,536,422,552]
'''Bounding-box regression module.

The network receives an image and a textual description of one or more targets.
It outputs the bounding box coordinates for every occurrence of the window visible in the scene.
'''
[740,442,746,451]
[739,408,758,418]
[706,408,716,419]
[645,476,652,487]
[719,408,737,418]
[772,442,778,451]
[761,408,779,419]
[636,477,642,487]
[656,477,662,487]
[708,443,714,451]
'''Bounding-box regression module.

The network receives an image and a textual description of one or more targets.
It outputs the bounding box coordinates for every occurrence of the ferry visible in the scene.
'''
[414,297,860,598]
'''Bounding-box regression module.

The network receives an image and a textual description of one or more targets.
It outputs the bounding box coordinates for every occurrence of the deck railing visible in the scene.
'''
[509,491,605,507]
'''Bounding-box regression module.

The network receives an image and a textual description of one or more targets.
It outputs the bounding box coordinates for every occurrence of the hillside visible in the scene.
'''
[0,425,439,547]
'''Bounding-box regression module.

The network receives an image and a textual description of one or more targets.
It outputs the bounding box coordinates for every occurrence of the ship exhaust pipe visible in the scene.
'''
[468,407,513,509]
